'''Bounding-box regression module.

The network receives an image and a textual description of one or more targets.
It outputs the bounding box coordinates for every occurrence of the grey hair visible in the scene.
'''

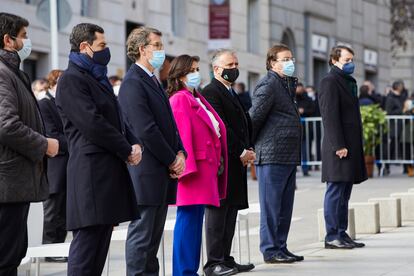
[126,26,162,62]
[211,49,236,67]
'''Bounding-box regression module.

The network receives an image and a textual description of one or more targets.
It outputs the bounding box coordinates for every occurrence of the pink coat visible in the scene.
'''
[169,89,228,207]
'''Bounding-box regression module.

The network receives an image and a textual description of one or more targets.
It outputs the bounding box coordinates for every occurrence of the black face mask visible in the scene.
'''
[221,68,239,83]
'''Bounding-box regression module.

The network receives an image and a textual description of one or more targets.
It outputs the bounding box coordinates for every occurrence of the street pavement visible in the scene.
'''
[19,167,414,276]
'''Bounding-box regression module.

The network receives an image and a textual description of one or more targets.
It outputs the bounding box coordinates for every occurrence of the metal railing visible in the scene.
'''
[300,116,414,166]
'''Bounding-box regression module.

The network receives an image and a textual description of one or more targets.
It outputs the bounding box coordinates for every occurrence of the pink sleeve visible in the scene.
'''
[170,95,198,179]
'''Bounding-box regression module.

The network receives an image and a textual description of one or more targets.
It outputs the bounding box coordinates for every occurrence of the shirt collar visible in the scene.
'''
[136,62,154,77]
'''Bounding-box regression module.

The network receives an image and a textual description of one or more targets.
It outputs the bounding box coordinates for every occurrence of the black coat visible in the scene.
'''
[318,67,367,184]
[0,49,48,203]
[56,61,139,230]
[38,92,68,194]
[201,78,252,209]
[118,64,185,205]
[250,71,301,165]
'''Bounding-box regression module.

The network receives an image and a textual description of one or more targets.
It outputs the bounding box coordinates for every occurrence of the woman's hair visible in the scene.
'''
[167,54,200,97]
[46,69,63,90]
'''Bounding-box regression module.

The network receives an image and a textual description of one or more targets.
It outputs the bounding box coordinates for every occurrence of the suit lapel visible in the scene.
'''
[213,79,249,131]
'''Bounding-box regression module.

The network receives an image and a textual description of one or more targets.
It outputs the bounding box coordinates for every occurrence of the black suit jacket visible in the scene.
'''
[201,78,252,209]
[318,66,367,184]
[38,92,68,194]
[118,64,185,205]
[56,61,139,230]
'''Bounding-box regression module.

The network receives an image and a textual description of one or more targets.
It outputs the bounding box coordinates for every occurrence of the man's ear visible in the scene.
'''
[3,34,15,49]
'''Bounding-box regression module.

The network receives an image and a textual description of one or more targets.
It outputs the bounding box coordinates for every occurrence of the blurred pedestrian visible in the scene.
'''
[250,44,303,264]
[31,78,47,100]
[168,54,228,276]
[0,12,59,275]
[118,26,186,276]
[318,45,367,249]
[401,99,414,177]
[56,23,141,275]
[233,82,252,111]
[202,49,255,276]
[296,82,316,176]
[358,85,375,106]
[109,75,122,96]
[38,69,69,262]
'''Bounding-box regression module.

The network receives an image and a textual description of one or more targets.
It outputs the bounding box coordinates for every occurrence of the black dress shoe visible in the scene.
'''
[342,235,365,248]
[325,239,355,249]
[204,264,237,276]
[264,251,296,264]
[281,248,304,261]
[226,260,255,272]
[44,257,68,263]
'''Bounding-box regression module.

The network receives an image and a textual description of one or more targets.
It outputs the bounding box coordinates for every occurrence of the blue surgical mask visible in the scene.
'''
[149,50,165,69]
[185,71,201,89]
[282,60,295,77]
[17,38,32,61]
[342,62,355,75]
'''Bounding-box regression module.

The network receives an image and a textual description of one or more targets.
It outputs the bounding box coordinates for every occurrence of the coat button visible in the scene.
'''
[207,141,211,146]
[215,143,220,148]
[208,158,213,163]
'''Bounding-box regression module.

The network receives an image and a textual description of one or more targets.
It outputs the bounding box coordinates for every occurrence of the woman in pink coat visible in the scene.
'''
[168,55,228,276]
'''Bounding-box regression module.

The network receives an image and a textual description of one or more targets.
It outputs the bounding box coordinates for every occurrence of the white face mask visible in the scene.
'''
[17,38,32,61]
[113,85,120,97]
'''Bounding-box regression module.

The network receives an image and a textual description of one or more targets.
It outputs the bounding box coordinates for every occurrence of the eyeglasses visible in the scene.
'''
[146,42,164,50]
[276,57,296,63]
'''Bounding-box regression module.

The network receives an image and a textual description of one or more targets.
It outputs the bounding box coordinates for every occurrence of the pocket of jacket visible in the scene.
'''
[0,156,24,176]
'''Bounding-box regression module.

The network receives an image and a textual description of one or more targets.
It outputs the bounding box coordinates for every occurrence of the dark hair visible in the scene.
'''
[0,13,29,49]
[297,82,304,87]
[69,23,104,52]
[392,80,404,91]
[167,55,200,97]
[46,69,63,89]
[266,43,291,70]
[359,85,370,99]
[329,45,355,66]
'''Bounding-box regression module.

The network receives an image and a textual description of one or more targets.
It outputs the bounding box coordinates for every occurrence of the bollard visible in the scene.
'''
[349,202,380,234]
[391,193,414,221]
[368,198,401,227]
[317,208,355,241]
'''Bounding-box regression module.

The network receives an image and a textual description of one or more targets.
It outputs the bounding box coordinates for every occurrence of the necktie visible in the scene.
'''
[229,88,238,98]
[151,75,161,89]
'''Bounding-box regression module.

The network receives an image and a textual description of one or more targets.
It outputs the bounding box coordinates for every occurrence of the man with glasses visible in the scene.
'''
[202,49,255,276]
[250,44,303,264]
[118,27,186,276]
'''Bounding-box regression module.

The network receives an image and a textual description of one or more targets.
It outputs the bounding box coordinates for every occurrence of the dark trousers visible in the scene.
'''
[0,203,30,276]
[43,192,67,244]
[67,225,113,276]
[324,181,353,241]
[256,164,296,259]
[204,203,238,268]
[173,205,204,276]
[126,205,168,276]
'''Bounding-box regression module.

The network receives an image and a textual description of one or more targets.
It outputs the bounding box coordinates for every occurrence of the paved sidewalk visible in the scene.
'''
[19,171,414,275]
[245,222,414,276]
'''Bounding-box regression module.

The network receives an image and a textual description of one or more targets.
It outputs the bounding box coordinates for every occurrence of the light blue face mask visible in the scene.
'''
[149,50,165,69]
[185,71,201,89]
[282,60,295,77]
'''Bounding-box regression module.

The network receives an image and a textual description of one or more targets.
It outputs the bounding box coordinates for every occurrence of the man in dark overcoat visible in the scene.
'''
[318,45,367,249]
[56,23,141,275]
[118,27,186,276]
[0,13,59,275]
[201,49,255,276]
